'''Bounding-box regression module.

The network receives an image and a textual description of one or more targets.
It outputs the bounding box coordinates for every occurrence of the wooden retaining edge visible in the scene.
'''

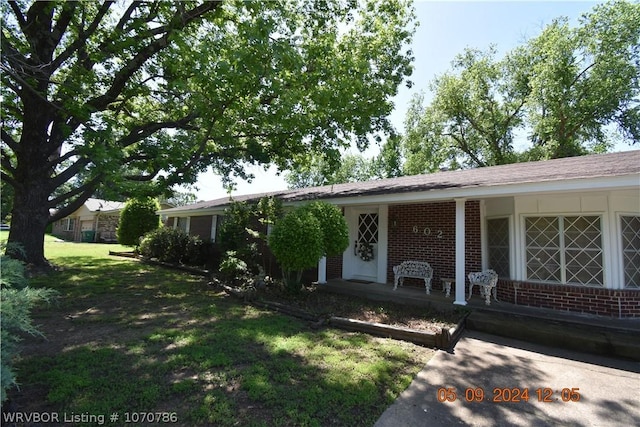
[446,312,469,351]
[220,284,467,351]
[330,317,439,347]
[108,251,138,258]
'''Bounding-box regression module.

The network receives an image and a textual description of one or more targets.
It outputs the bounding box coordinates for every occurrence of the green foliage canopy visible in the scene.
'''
[117,197,160,246]
[402,0,639,173]
[0,0,416,265]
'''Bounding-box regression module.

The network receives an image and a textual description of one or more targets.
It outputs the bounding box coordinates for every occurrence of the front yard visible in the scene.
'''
[6,240,437,426]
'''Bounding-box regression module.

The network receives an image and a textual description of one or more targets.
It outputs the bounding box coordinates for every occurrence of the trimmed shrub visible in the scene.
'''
[117,197,161,246]
[299,201,349,257]
[268,209,324,291]
[140,227,222,268]
[139,227,190,264]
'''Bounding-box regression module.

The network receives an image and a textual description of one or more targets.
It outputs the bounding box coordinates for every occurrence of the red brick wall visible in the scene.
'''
[496,280,640,318]
[326,255,343,280]
[387,201,482,290]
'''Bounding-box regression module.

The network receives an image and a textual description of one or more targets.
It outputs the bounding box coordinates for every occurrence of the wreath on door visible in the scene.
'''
[357,241,374,262]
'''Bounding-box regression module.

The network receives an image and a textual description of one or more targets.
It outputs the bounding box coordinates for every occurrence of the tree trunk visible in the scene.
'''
[7,183,51,267]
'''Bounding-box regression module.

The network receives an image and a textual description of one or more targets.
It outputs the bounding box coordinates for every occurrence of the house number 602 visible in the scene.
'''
[412,226,444,239]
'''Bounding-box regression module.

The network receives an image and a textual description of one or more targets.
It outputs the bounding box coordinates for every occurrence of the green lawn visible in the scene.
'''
[6,239,434,426]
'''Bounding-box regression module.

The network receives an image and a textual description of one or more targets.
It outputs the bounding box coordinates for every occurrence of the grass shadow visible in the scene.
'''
[10,253,435,426]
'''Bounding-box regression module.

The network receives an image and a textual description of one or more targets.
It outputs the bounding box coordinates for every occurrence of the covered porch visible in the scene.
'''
[318,279,640,361]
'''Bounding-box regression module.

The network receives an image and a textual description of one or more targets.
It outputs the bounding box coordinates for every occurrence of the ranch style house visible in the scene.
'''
[159,151,640,318]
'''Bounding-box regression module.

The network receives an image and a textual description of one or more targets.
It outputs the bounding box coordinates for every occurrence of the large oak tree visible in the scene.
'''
[1,0,416,266]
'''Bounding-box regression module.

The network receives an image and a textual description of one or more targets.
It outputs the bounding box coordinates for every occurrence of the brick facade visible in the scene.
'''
[496,280,640,318]
[172,200,640,318]
[326,254,343,280]
[387,201,482,291]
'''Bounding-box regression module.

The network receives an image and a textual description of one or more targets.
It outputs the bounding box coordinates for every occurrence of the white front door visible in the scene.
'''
[344,207,379,281]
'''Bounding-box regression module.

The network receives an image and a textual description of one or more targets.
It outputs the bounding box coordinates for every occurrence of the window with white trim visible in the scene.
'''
[487,218,510,278]
[210,215,218,242]
[63,218,75,232]
[525,216,603,286]
[621,215,640,288]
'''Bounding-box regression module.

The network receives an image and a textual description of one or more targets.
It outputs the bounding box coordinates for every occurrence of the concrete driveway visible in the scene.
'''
[375,331,640,427]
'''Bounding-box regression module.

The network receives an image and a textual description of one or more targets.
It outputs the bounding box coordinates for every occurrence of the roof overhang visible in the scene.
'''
[159,173,639,216]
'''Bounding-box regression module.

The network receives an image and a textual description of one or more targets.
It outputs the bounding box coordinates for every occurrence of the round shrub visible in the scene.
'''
[117,197,161,246]
[139,227,191,264]
[268,209,324,289]
[299,201,349,257]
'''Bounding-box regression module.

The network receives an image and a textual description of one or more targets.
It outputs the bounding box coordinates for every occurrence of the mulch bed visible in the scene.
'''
[247,284,462,334]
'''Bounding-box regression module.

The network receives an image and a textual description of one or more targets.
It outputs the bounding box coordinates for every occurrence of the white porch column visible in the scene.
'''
[454,198,468,306]
[317,256,327,284]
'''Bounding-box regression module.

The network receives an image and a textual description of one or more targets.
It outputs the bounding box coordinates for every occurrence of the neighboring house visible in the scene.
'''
[52,199,125,242]
[159,151,640,318]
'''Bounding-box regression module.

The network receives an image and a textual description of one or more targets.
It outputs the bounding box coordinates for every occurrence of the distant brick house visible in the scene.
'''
[52,199,125,242]
[159,151,640,318]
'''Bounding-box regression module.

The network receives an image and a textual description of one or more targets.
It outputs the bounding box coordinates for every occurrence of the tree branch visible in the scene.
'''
[123,169,162,182]
[48,175,102,210]
[1,129,19,152]
[50,2,78,52]
[116,115,197,148]
[1,148,17,175]
[85,2,221,113]
[7,1,27,30]
[115,1,143,32]
[0,170,18,189]
[50,1,114,71]
[42,148,79,171]
[48,181,100,222]
[49,158,90,190]
[446,131,486,167]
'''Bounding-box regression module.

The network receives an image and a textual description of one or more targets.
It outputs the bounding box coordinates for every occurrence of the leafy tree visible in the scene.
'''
[402,0,639,173]
[377,134,404,178]
[1,0,416,266]
[164,190,198,208]
[403,47,529,173]
[285,153,381,188]
[519,0,640,158]
[218,200,254,254]
[1,179,13,223]
[117,197,160,246]
[218,197,284,275]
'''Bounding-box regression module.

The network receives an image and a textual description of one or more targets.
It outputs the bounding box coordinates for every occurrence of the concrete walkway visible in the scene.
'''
[375,331,640,427]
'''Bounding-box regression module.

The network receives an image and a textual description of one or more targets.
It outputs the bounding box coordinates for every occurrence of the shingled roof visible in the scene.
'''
[162,150,640,214]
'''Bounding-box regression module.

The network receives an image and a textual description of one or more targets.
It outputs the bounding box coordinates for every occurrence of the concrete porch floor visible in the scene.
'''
[317,279,640,361]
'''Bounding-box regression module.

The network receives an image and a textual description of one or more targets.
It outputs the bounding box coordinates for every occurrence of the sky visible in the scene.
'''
[191,0,621,202]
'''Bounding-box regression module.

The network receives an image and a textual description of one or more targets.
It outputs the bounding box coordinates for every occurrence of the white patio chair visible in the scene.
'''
[467,269,499,306]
